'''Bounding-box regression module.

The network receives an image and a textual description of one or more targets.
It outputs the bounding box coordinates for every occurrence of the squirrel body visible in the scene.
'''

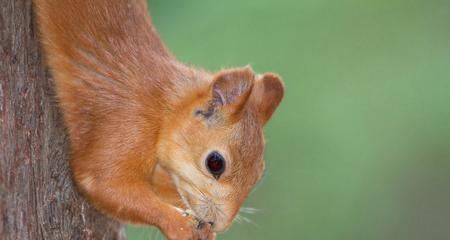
[34,0,284,239]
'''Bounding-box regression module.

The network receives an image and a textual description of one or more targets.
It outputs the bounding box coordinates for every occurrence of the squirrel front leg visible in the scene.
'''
[72,156,212,240]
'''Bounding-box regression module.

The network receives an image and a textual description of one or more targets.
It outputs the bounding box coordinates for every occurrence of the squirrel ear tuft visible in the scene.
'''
[251,73,284,125]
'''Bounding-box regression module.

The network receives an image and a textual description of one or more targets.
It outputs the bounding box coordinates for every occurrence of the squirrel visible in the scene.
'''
[34,0,284,239]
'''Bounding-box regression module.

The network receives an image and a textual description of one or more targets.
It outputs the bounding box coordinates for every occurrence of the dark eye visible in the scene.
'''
[205,151,225,179]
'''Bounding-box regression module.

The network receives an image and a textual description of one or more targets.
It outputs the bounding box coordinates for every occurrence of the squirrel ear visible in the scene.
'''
[202,66,254,120]
[251,73,285,125]
[212,66,254,106]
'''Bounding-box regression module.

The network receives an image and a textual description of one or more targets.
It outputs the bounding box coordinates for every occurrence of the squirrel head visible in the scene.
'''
[157,66,284,232]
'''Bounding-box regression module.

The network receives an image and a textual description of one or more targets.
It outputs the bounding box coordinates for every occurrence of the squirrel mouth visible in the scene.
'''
[171,174,218,228]
[176,188,218,225]
[175,187,204,219]
[175,187,231,233]
[174,206,211,230]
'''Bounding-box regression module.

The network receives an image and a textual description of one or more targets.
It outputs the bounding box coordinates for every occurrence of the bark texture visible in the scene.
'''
[0,0,125,239]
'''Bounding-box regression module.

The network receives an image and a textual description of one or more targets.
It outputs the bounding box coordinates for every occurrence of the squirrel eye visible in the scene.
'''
[205,151,225,179]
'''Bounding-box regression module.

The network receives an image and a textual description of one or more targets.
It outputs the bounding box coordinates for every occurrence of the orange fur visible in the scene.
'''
[34,0,284,239]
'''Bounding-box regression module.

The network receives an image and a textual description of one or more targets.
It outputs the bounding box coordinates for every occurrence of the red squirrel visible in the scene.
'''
[34,0,284,239]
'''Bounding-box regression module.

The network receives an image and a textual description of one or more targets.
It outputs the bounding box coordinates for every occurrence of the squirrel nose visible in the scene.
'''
[196,221,214,230]
[196,221,205,230]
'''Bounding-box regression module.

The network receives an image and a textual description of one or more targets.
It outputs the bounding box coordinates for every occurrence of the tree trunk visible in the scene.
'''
[0,0,126,239]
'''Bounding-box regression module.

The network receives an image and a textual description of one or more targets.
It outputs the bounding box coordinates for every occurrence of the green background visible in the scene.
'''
[128,0,450,239]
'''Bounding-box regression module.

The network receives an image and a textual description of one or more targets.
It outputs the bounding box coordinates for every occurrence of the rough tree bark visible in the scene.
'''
[0,0,126,239]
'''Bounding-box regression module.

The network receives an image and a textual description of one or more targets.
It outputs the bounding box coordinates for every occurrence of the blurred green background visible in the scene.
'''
[128,0,450,239]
